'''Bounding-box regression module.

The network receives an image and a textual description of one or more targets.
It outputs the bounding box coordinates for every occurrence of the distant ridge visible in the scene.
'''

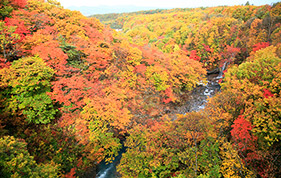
[66,5,162,16]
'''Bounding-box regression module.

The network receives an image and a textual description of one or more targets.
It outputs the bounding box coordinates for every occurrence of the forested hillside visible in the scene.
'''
[90,9,167,29]
[0,0,280,177]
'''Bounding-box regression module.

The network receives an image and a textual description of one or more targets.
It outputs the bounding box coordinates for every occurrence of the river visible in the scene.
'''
[93,72,222,178]
[95,146,126,178]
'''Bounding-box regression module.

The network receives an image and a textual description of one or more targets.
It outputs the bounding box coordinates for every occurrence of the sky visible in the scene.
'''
[59,0,279,8]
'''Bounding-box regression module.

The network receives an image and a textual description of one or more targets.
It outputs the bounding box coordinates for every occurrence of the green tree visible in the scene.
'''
[0,56,57,124]
[0,136,59,178]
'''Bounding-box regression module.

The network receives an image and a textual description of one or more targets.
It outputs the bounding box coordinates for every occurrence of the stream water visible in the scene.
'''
[93,73,222,178]
[173,74,221,115]
[95,146,125,178]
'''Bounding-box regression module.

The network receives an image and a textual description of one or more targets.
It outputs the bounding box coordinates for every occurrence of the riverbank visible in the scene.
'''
[90,73,221,178]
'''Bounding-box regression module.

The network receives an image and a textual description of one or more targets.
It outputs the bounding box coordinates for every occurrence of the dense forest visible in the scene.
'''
[0,0,280,177]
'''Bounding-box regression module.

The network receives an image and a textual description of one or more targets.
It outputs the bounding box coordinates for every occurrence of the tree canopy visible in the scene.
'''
[0,0,280,177]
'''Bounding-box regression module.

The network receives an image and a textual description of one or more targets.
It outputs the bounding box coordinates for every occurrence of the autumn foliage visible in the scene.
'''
[0,0,280,177]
